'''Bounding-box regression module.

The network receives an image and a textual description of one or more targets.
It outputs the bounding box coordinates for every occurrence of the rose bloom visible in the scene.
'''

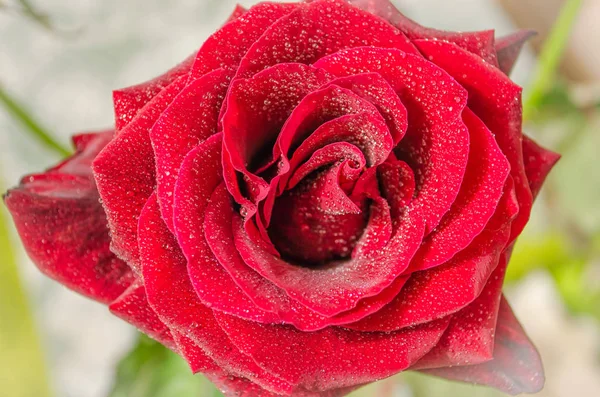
[4,0,560,396]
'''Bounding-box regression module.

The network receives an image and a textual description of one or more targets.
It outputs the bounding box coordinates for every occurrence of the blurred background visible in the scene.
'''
[0,0,598,396]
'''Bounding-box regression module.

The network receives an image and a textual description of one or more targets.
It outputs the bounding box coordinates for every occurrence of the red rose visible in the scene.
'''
[5,0,560,395]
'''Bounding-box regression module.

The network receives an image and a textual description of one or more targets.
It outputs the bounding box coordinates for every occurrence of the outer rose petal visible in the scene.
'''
[496,30,537,76]
[113,56,193,132]
[93,75,188,272]
[215,310,450,392]
[171,332,220,373]
[139,194,293,395]
[109,280,176,351]
[408,108,510,272]
[522,135,560,200]
[414,39,532,241]
[420,297,545,395]
[235,0,417,79]
[189,2,300,79]
[347,0,498,64]
[412,253,508,369]
[4,132,133,304]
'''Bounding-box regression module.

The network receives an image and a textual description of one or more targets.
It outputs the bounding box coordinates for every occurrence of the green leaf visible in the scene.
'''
[523,0,583,121]
[0,174,53,397]
[108,334,223,397]
[0,83,71,157]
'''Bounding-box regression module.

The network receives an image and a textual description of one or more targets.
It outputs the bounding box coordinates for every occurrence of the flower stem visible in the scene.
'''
[0,83,71,157]
[523,0,583,121]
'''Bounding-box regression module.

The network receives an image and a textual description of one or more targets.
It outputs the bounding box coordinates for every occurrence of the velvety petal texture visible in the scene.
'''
[4,0,558,396]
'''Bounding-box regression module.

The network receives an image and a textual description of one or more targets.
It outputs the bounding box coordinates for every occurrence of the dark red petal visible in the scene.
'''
[234,201,425,317]
[139,194,293,395]
[348,0,497,64]
[522,135,560,200]
[4,133,133,304]
[412,253,508,370]
[93,75,188,272]
[496,30,537,76]
[409,109,510,272]
[420,296,544,395]
[315,47,470,233]
[109,281,176,351]
[269,159,367,264]
[189,2,300,79]
[113,56,193,132]
[215,310,450,392]
[172,135,280,323]
[414,40,531,241]
[205,184,408,331]
[151,68,230,232]
[347,179,518,332]
[221,63,332,205]
[235,0,417,80]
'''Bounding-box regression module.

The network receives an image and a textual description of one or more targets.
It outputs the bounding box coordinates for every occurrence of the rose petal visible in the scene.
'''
[408,108,510,272]
[93,75,188,272]
[139,193,293,395]
[171,332,219,373]
[269,159,367,264]
[214,310,450,392]
[205,183,408,331]
[221,63,332,206]
[348,0,497,64]
[327,73,408,144]
[4,133,133,304]
[420,296,545,395]
[235,0,417,80]
[496,30,537,76]
[173,134,280,323]
[113,57,193,132]
[414,39,532,241]
[189,2,300,79]
[151,68,230,232]
[109,280,176,351]
[234,200,425,317]
[315,47,470,233]
[412,252,508,369]
[522,135,560,200]
[225,5,247,23]
[347,179,518,332]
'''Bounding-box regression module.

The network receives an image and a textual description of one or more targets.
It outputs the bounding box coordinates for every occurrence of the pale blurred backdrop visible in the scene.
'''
[0,1,599,396]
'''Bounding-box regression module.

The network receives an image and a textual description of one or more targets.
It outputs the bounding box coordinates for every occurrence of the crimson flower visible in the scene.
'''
[5,0,559,395]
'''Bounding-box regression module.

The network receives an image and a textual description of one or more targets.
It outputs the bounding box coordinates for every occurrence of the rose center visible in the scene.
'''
[268,166,368,267]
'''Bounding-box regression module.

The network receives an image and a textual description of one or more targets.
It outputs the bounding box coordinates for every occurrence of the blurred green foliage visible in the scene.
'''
[108,335,222,397]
